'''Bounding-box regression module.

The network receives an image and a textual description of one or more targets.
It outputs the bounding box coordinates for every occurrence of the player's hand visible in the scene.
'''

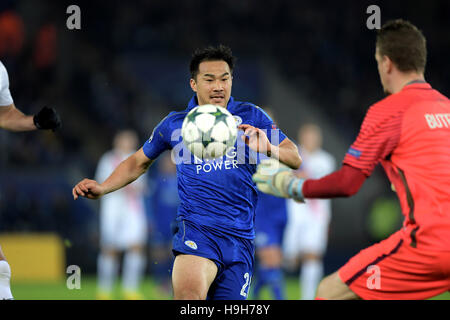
[33,106,62,131]
[252,159,293,198]
[238,124,271,155]
[72,179,105,200]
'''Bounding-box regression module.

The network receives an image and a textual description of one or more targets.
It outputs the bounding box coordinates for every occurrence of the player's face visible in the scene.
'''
[114,131,138,154]
[375,48,391,95]
[190,60,232,108]
[299,126,322,152]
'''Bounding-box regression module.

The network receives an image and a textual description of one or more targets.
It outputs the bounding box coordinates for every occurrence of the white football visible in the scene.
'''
[181,104,238,160]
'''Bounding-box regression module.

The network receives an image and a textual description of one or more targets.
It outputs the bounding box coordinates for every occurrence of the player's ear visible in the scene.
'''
[384,55,394,74]
[190,78,197,92]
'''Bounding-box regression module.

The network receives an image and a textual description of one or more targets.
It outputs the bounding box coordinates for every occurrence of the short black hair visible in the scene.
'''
[376,19,427,73]
[190,44,235,79]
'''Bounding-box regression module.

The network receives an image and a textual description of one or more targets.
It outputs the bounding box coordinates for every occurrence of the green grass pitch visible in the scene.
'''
[10,276,450,300]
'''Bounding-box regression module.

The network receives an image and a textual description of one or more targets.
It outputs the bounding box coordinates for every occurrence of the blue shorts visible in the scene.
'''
[254,216,287,249]
[172,219,255,300]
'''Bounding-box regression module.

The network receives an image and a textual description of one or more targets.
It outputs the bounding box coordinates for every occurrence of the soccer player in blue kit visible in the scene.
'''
[252,109,288,300]
[148,152,179,293]
[73,45,301,300]
[253,191,287,300]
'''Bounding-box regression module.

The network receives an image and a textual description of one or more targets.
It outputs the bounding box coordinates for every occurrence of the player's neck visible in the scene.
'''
[392,73,425,94]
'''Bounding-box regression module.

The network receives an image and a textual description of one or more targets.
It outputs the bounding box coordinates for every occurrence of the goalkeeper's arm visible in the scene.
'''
[290,164,367,200]
[253,160,366,201]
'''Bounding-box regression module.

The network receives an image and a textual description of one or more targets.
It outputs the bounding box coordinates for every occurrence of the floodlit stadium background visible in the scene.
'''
[0,0,449,299]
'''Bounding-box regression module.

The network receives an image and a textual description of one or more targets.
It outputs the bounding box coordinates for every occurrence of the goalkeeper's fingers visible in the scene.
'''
[253,172,291,198]
[257,158,290,175]
[254,181,286,198]
[252,172,269,184]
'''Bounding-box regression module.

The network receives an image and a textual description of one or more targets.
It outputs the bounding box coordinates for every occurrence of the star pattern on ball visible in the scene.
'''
[181,105,238,160]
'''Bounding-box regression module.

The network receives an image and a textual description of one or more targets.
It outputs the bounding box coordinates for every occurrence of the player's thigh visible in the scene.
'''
[172,254,218,300]
[171,219,224,299]
[339,231,450,300]
[208,238,254,300]
[208,261,253,300]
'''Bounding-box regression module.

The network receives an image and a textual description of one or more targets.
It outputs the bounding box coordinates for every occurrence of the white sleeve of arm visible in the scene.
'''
[0,62,14,107]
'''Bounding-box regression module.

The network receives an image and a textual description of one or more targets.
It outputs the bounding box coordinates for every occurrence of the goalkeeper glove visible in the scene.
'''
[33,106,62,131]
[252,159,305,202]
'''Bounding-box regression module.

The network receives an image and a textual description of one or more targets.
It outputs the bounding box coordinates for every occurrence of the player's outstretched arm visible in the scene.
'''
[0,104,36,131]
[253,160,366,201]
[0,104,61,132]
[72,148,154,200]
[238,124,301,169]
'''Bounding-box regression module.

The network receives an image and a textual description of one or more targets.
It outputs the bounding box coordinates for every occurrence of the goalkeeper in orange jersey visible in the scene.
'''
[254,20,450,300]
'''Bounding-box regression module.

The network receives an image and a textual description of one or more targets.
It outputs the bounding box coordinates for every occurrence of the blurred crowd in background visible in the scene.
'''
[0,0,449,273]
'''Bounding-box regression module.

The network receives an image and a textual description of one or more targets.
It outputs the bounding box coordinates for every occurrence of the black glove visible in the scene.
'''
[33,106,62,131]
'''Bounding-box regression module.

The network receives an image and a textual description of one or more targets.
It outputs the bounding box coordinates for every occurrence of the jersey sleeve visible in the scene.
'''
[302,164,367,198]
[0,62,14,107]
[343,102,402,176]
[142,114,173,160]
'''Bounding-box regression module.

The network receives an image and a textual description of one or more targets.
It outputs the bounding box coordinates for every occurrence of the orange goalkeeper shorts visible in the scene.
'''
[338,230,450,300]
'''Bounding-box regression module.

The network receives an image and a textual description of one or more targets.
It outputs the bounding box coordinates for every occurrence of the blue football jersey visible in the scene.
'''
[143,95,287,239]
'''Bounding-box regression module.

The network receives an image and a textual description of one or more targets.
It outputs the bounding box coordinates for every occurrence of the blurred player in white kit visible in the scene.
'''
[283,124,335,300]
[0,60,61,300]
[95,130,148,299]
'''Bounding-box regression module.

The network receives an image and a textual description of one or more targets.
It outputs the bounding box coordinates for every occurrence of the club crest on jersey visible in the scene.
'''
[184,240,198,250]
[233,115,242,126]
